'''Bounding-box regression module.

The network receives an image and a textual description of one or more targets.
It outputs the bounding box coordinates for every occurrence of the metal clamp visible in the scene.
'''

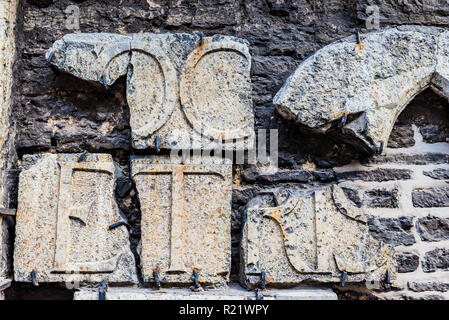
[0,208,16,216]
[31,269,39,287]
[102,75,108,89]
[339,113,347,129]
[108,221,130,231]
[340,271,347,287]
[193,269,200,289]
[356,29,361,44]
[98,282,108,300]
[155,136,160,153]
[153,269,161,289]
[77,150,88,163]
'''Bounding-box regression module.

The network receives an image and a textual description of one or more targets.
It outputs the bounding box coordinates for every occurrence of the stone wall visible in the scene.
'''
[4,0,449,299]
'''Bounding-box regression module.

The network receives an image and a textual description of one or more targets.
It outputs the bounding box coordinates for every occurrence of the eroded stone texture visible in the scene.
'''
[131,155,232,285]
[0,215,10,281]
[274,26,449,154]
[48,33,254,151]
[14,153,137,284]
[240,185,395,289]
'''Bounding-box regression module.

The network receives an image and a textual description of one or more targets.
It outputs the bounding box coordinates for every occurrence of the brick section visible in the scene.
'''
[422,248,449,272]
[396,253,420,273]
[363,188,399,208]
[416,215,449,242]
[412,187,449,208]
[368,217,416,247]
[423,168,449,180]
[336,168,412,182]
[408,281,449,293]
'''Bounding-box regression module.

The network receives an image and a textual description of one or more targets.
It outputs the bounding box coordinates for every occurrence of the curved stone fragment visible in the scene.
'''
[14,153,138,285]
[240,185,396,289]
[274,26,449,154]
[47,33,255,151]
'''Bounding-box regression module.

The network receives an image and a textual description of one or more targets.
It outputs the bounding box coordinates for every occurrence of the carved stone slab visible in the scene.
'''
[274,26,449,154]
[48,33,255,151]
[131,155,232,285]
[14,153,137,284]
[240,185,396,289]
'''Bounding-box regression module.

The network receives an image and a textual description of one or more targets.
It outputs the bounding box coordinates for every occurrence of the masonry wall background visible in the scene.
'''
[5,0,449,299]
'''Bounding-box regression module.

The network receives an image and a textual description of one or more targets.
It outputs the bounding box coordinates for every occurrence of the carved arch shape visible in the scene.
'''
[274,26,449,154]
[180,39,254,141]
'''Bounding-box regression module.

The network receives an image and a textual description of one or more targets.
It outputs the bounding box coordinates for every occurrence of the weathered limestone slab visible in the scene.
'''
[0,0,17,201]
[131,155,232,285]
[74,284,337,300]
[240,185,396,289]
[14,153,137,284]
[48,33,255,151]
[274,26,449,154]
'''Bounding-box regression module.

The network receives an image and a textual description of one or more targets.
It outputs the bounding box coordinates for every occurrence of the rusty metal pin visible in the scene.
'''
[31,269,39,287]
[340,271,347,287]
[199,32,204,46]
[47,51,54,63]
[356,29,361,44]
[260,271,266,289]
[153,269,161,289]
[272,193,279,206]
[385,269,391,285]
[155,136,160,153]
[77,150,88,163]
[98,282,107,300]
[108,221,129,230]
[102,75,108,89]
[193,269,200,289]
[256,288,264,300]
[378,141,384,155]
[339,113,347,128]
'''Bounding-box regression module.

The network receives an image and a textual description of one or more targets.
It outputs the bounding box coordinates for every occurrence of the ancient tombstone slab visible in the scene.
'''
[14,153,138,284]
[274,26,449,154]
[131,155,232,285]
[240,185,396,289]
[47,33,255,151]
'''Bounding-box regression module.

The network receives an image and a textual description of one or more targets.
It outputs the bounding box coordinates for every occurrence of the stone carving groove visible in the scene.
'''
[240,185,396,289]
[47,33,254,151]
[274,26,449,154]
[14,154,137,284]
[132,155,232,285]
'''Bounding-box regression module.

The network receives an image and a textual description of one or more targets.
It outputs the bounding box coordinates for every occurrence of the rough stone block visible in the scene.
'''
[417,215,449,242]
[14,153,138,284]
[368,217,416,247]
[412,187,449,208]
[131,155,232,286]
[363,188,399,208]
[48,33,255,151]
[422,248,449,272]
[423,168,449,180]
[408,281,449,293]
[396,253,419,273]
[274,26,449,154]
[336,168,412,182]
[240,185,396,289]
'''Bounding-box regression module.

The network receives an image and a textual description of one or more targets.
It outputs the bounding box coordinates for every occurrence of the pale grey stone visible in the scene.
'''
[47,33,255,151]
[274,26,449,154]
[14,153,138,285]
[131,155,232,286]
[74,284,337,300]
[0,215,10,281]
[240,185,396,289]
